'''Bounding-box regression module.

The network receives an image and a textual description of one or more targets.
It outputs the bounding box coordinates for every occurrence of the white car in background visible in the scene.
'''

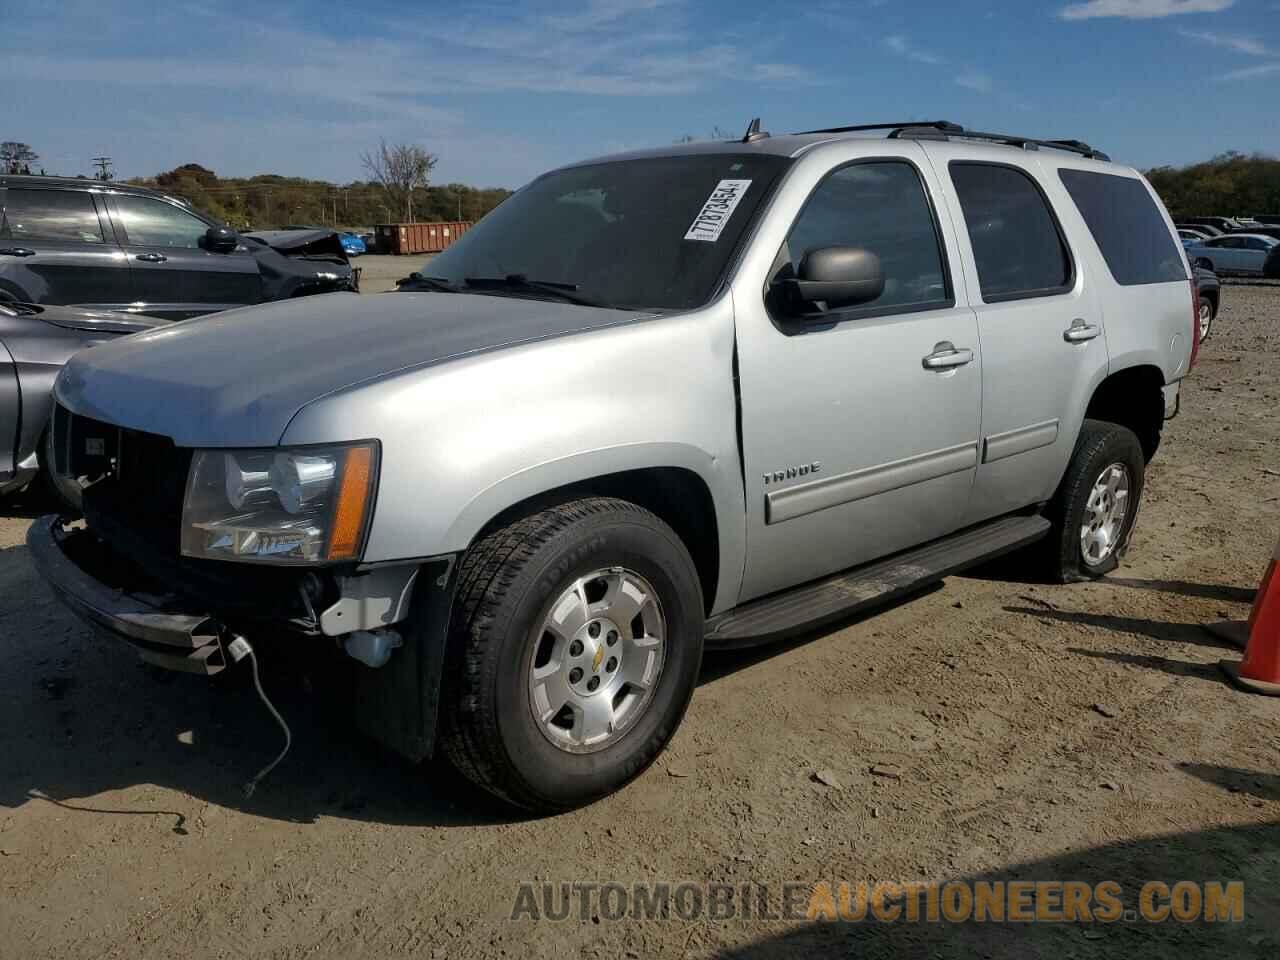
[1185,233,1279,277]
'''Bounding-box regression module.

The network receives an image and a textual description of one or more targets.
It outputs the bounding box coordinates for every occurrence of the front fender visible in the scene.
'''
[282,300,748,614]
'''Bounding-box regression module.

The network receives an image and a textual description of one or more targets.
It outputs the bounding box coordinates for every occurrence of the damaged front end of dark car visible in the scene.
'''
[241,229,359,300]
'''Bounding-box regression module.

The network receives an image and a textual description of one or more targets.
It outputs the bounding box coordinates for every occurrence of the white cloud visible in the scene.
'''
[1219,61,1280,79]
[1178,28,1271,56]
[955,70,994,93]
[1059,0,1235,20]
[884,35,945,65]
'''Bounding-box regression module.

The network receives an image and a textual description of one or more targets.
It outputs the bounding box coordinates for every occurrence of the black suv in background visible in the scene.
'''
[0,176,356,320]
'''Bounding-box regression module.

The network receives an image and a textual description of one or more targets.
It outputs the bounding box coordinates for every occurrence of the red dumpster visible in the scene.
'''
[380,221,473,255]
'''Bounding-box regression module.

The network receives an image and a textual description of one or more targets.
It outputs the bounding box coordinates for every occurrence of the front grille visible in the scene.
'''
[55,405,192,558]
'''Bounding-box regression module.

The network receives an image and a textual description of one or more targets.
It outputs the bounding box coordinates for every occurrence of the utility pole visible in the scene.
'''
[91,156,113,181]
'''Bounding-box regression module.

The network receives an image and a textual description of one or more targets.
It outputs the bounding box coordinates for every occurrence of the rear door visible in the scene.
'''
[106,193,260,320]
[0,186,132,309]
[927,149,1107,522]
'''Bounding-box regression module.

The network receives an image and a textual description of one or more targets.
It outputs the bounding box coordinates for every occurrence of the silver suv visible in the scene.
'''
[30,121,1199,812]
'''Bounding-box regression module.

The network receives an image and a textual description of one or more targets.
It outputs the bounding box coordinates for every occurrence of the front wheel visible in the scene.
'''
[438,497,704,812]
[1043,420,1146,582]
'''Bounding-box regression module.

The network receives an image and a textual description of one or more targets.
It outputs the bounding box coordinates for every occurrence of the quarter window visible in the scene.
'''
[1,189,104,243]
[777,161,951,315]
[1058,169,1186,285]
[114,195,208,248]
[950,162,1072,301]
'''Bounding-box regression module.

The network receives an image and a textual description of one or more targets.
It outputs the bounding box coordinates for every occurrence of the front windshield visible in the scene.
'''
[424,153,792,311]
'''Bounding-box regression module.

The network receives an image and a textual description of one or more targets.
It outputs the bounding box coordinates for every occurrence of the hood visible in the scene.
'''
[244,229,348,259]
[3,302,165,335]
[55,291,650,447]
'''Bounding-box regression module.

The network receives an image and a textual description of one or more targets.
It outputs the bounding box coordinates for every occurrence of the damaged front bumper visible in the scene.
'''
[27,515,461,761]
[27,517,232,675]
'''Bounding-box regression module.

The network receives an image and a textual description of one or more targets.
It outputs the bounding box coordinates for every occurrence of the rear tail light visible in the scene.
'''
[1188,278,1200,370]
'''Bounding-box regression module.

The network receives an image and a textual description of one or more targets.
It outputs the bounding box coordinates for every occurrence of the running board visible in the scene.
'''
[705,515,1051,648]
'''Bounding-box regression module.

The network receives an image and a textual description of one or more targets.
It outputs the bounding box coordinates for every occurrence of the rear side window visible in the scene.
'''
[950,162,1072,302]
[1,189,105,243]
[1058,169,1186,285]
[778,160,952,315]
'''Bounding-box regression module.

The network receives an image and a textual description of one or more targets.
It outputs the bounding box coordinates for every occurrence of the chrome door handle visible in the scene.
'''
[922,341,974,370]
[135,253,168,263]
[1064,319,1101,343]
[0,247,35,257]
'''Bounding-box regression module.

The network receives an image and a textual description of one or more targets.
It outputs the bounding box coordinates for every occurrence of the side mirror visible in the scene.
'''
[772,246,884,316]
[202,225,239,253]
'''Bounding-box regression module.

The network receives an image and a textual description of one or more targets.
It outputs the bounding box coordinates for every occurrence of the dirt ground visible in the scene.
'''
[356,254,429,294]
[2,285,1278,959]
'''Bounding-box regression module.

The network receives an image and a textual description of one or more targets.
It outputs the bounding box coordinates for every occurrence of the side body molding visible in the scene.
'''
[765,442,979,525]
[982,419,1060,464]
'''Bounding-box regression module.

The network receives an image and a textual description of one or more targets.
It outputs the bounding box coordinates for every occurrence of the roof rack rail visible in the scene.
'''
[791,121,1109,162]
[794,120,963,136]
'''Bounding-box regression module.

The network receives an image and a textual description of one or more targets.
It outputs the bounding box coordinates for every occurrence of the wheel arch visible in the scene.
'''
[442,445,742,616]
[1084,363,1166,462]
[454,460,729,618]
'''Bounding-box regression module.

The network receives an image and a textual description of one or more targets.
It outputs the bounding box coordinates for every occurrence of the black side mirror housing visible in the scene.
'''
[773,246,885,316]
[202,225,239,253]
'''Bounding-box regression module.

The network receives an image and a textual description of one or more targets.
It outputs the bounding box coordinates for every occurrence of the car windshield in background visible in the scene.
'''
[422,154,793,311]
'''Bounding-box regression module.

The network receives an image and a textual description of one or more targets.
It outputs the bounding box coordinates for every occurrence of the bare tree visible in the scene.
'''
[360,139,438,223]
[1,141,39,175]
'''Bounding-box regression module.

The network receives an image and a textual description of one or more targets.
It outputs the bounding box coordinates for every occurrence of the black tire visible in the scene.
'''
[1195,258,1214,271]
[1197,295,1216,343]
[1043,419,1145,583]
[438,496,704,812]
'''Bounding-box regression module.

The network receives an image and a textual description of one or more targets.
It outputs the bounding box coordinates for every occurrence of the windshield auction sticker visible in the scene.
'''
[684,180,752,242]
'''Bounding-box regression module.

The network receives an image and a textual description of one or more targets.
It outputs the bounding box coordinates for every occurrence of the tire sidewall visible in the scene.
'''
[1060,427,1145,578]
[484,513,703,809]
[1197,296,1214,343]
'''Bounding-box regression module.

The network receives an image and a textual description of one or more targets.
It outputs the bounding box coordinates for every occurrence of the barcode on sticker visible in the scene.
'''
[684,179,752,242]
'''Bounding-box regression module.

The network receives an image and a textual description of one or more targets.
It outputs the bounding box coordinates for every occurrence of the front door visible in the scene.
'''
[107,193,260,319]
[734,150,982,602]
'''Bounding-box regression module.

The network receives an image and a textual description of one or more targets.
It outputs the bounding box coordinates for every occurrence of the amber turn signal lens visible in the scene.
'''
[326,444,375,560]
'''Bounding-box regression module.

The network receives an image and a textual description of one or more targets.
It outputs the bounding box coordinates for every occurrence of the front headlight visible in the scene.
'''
[181,442,378,564]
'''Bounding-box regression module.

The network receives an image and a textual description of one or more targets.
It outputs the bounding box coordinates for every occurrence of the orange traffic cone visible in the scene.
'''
[1219,535,1280,696]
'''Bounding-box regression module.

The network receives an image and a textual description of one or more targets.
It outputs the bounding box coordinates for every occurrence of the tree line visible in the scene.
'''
[1143,152,1280,218]
[3,139,511,230]
[131,162,512,231]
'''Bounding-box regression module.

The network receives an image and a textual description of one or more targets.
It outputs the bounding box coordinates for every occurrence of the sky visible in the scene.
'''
[1,0,1277,188]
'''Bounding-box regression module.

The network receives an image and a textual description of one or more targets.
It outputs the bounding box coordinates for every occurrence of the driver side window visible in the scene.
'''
[779,160,951,314]
[114,195,208,248]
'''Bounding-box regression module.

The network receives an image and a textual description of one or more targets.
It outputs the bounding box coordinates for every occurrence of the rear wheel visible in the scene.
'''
[1043,420,1146,582]
[1197,295,1215,343]
[438,497,704,812]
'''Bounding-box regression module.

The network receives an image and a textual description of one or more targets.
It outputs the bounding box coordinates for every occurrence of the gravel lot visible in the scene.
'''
[1,284,1278,959]
[355,254,420,294]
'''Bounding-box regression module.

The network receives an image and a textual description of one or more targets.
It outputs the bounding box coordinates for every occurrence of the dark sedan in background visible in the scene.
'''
[0,300,161,496]
[0,176,356,321]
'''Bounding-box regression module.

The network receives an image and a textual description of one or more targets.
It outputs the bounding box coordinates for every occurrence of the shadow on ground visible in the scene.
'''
[718,802,1280,958]
[2,545,941,829]
[0,537,521,828]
